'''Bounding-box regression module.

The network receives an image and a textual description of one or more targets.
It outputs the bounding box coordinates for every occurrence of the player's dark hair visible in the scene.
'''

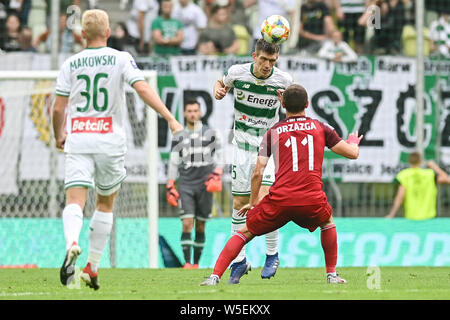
[255,38,280,55]
[409,151,422,166]
[283,84,308,113]
[184,99,201,110]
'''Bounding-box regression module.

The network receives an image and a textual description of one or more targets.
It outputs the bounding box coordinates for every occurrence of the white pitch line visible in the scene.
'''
[0,291,51,297]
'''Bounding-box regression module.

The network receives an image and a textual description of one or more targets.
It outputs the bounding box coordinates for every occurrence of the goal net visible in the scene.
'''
[0,70,159,268]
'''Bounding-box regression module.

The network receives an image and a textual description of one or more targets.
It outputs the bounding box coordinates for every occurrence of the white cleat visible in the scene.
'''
[200,275,220,286]
[327,273,347,284]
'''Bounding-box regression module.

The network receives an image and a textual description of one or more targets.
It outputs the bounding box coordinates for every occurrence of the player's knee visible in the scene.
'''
[195,219,205,233]
[233,196,249,210]
[319,216,335,230]
[238,227,254,242]
[182,218,194,232]
[96,193,117,212]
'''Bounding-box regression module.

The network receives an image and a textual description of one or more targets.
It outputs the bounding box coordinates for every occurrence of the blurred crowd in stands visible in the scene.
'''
[0,0,449,60]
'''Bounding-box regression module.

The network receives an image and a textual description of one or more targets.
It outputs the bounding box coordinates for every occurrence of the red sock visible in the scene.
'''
[213,232,247,278]
[321,224,337,274]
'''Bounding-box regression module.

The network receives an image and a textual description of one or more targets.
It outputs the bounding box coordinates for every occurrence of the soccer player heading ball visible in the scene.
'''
[214,38,293,283]
[53,9,182,290]
[201,84,363,286]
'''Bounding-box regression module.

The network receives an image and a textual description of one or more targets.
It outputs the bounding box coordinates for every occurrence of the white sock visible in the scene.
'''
[62,204,84,251]
[88,210,113,270]
[231,208,246,263]
[265,229,278,255]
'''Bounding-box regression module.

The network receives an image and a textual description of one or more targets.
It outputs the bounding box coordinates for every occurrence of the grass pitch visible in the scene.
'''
[0,267,449,300]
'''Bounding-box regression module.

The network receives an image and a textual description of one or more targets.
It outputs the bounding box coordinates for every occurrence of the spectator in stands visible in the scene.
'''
[204,0,230,18]
[8,0,30,26]
[331,0,368,54]
[386,152,450,220]
[228,0,248,28]
[400,0,433,57]
[18,26,35,52]
[107,22,137,55]
[171,0,207,55]
[126,0,159,54]
[33,13,83,53]
[318,29,358,62]
[430,13,450,58]
[0,13,21,52]
[197,4,240,55]
[370,0,405,55]
[202,0,251,55]
[227,0,251,55]
[298,0,336,55]
[151,0,184,56]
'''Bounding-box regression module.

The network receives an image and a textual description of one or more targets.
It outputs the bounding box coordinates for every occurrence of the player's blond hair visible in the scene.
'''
[81,9,109,42]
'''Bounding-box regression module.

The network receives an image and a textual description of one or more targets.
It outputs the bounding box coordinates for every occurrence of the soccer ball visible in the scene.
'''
[260,15,290,44]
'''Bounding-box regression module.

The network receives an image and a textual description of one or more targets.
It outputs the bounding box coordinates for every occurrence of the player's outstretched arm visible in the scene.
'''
[52,95,69,150]
[330,131,363,159]
[133,81,183,134]
[213,79,229,100]
[426,160,450,184]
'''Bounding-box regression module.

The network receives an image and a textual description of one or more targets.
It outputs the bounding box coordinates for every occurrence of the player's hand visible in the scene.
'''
[205,167,223,193]
[169,118,183,135]
[214,85,229,100]
[166,180,179,207]
[276,88,285,102]
[55,133,66,150]
[237,203,253,217]
[346,131,363,145]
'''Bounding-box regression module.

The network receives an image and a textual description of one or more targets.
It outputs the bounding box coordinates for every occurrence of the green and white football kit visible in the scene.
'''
[56,46,145,195]
[223,62,293,196]
[222,62,293,267]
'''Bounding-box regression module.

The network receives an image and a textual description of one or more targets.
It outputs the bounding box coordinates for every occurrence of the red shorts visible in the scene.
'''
[246,195,333,235]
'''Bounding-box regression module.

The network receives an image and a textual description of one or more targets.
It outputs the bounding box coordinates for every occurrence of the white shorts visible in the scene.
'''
[64,153,127,196]
[231,145,275,196]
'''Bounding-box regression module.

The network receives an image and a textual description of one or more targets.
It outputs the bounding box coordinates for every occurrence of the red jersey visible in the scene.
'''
[259,116,342,206]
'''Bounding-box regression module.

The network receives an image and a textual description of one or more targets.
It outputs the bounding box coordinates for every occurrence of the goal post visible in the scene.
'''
[0,70,160,269]
[144,71,159,269]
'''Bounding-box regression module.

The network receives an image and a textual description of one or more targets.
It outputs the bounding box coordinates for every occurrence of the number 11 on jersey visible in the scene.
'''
[284,134,314,172]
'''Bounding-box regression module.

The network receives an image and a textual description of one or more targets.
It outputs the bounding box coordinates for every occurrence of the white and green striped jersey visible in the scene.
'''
[223,63,293,152]
[340,0,366,14]
[55,46,145,154]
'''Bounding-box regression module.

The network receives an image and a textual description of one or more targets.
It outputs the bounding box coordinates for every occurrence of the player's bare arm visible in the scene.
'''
[330,131,363,159]
[52,95,69,150]
[426,160,450,184]
[237,155,269,216]
[385,185,406,218]
[213,79,229,100]
[132,80,183,134]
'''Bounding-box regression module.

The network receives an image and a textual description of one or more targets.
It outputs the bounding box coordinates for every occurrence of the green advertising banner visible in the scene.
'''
[1,218,450,268]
